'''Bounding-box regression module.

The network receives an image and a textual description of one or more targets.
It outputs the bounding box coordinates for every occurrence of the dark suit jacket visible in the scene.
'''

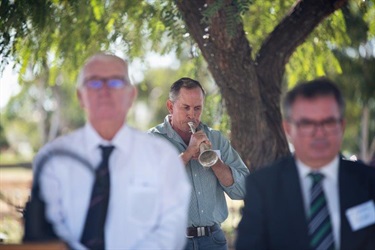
[236,156,375,250]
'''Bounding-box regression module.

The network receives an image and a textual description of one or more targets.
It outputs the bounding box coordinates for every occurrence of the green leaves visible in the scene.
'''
[1,0,374,159]
[90,0,104,21]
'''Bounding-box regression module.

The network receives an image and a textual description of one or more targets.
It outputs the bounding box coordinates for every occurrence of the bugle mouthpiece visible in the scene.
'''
[188,122,195,134]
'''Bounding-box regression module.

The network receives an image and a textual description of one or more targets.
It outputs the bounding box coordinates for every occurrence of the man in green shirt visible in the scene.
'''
[149,77,249,250]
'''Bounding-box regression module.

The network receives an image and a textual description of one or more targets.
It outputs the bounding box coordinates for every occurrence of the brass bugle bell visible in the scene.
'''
[188,122,219,167]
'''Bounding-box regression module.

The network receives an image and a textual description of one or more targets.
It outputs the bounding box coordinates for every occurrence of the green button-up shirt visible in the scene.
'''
[149,115,250,227]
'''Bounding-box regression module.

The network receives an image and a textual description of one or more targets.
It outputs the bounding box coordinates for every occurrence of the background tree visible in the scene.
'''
[2,65,85,153]
[1,0,374,170]
[0,123,9,150]
[175,0,354,171]
[332,2,375,162]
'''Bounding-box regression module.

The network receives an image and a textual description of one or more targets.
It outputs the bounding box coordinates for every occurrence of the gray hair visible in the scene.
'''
[76,53,130,89]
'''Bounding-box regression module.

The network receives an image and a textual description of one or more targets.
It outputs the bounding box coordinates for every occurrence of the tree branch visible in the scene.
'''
[256,0,347,76]
[175,0,254,92]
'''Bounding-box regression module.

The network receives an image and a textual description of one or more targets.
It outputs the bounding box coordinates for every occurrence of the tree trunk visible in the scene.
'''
[176,0,347,172]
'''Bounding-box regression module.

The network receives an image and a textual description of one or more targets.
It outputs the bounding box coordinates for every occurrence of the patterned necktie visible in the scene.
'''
[308,172,335,250]
[81,145,114,250]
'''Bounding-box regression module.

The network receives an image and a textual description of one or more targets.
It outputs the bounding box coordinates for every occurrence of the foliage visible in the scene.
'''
[0,0,374,163]
[330,1,375,158]
[2,69,85,153]
[243,0,294,58]
[135,56,228,131]
[0,0,194,75]
[2,85,41,152]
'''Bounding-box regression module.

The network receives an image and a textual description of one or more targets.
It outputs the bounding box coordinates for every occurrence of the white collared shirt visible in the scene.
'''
[34,123,191,249]
[296,156,340,249]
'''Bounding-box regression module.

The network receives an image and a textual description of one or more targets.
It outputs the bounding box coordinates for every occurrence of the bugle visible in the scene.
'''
[188,122,219,167]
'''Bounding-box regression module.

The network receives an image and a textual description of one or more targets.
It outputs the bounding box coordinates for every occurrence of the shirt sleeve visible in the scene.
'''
[213,131,250,200]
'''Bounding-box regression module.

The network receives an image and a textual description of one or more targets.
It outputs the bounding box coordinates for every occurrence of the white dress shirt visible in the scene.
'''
[34,123,191,249]
[296,156,340,249]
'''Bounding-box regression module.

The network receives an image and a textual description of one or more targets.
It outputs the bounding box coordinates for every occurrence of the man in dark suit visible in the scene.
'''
[236,78,375,250]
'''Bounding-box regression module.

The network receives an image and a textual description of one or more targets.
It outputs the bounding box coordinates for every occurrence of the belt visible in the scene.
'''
[186,224,219,238]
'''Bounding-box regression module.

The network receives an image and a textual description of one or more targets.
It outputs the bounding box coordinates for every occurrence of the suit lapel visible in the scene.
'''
[281,157,310,248]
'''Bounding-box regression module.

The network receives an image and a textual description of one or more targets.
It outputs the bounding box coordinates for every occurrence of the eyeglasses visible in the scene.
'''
[288,117,342,136]
[84,78,129,89]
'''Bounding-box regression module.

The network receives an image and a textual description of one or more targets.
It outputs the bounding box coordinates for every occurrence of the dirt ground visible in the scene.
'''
[0,167,32,243]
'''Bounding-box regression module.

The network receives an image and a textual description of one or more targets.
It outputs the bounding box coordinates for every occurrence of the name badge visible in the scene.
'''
[345,200,375,231]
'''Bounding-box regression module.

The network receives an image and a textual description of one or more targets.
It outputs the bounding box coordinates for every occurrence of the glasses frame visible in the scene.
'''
[288,117,343,136]
[83,77,130,90]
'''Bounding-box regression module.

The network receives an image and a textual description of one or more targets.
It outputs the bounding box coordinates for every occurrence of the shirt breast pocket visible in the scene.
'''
[128,183,159,225]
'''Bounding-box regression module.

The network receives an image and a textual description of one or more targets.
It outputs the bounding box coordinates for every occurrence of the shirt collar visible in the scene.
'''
[84,123,105,152]
[155,115,183,142]
[83,122,130,151]
[111,124,132,153]
[165,115,175,137]
[296,155,339,182]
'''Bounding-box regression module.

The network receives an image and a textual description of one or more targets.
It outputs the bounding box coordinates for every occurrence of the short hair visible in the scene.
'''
[76,53,130,88]
[169,77,206,102]
[282,77,345,119]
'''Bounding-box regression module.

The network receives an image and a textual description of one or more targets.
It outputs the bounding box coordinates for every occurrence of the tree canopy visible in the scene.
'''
[1,0,374,169]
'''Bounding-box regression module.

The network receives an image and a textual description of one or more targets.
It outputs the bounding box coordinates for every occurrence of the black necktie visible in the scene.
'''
[308,172,335,250]
[81,145,114,250]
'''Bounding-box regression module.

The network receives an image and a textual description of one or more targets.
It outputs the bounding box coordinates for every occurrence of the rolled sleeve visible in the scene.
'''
[213,131,250,199]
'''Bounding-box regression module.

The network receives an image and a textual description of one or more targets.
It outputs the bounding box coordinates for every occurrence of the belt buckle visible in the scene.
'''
[197,226,205,237]
[186,226,207,238]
